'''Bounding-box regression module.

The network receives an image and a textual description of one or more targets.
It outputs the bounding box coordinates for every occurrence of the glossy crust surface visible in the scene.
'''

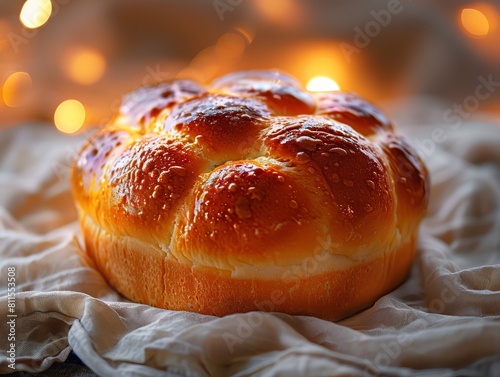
[72,71,429,321]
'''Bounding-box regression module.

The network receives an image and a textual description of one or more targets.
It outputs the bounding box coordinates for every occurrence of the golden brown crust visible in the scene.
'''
[314,91,394,136]
[120,79,205,130]
[80,211,417,321]
[175,159,328,269]
[214,75,316,115]
[164,93,270,163]
[71,70,429,321]
[263,116,396,249]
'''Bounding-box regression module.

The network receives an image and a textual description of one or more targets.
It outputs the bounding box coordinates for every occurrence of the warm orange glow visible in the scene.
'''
[176,67,206,83]
[215,32,246,61]
[185,46,222,83]
[234,26,255,45]
[0,20,10,53]
[20,0,52,29]
[284,42,347,91]
[460,4,500,60]
[54,99,86,134]
[307,76,340,92]
[63,48,106,85]
[461,8,490,36]
[2,72,32,107]
[252,0,301,26]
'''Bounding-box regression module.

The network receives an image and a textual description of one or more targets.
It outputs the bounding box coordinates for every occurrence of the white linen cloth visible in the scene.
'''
[1,106,500,376]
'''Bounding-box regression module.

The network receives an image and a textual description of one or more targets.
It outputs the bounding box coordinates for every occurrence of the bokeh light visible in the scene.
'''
[307,76,340,92]
[2,72,33,108]
[20,0,52,29]
[233,26,255,45]
[63,48,107,85]
[54,99,86,133]
[186,46,220,83]
[215,32,246,62]
[461,8,490,37]
[284,42,347,91]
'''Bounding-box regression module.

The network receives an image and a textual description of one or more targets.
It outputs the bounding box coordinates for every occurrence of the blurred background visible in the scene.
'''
[1,0,499,134]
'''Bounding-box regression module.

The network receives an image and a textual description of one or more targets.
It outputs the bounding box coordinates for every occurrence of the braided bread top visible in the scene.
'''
[72,71,429,278]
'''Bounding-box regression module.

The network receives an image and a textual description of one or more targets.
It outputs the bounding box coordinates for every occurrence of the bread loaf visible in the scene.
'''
[71,71,429,321]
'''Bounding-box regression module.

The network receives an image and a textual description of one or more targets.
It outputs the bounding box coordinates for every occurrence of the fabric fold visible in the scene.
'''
[1,118,499,376]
